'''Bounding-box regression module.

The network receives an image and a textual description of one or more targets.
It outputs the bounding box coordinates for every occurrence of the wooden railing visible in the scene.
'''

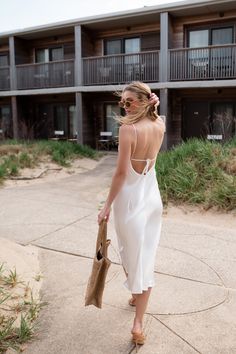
[0,67,10,90]
[169,44,236,81]
[16,59,74,89]
[83,51,159,85]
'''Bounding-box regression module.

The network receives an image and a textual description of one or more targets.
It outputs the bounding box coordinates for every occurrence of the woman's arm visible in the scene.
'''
[97,124,133,224]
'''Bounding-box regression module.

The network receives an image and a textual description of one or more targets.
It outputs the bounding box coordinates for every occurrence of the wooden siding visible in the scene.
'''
[83,51,159,85]
[171,10,236,49]
[0,45,9,53]
[16,60,74,89]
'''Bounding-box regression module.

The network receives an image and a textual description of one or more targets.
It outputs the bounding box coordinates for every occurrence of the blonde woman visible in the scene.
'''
[98,82,165,350]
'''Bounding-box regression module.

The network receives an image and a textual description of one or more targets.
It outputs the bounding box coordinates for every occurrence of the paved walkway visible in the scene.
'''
[1,154,236,354]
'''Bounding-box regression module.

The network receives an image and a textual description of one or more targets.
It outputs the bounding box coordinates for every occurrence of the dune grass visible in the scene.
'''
[0,262,47,353]
[156,138,236,211]
[0,140,99,184]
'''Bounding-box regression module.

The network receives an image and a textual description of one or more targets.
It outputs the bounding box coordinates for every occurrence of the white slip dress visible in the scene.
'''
[112,124,163,294]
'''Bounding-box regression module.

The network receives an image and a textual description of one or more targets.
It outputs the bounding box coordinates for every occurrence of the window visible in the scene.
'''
[0,106,12,138]
[188,26,233,47]
[53,104,76,139]
[35,47,63,63]
[105,104,120,137]
[69,105,77,138]
[54,105,68,136]
[211,103,235,139]
[211,27,233,45]
[105,37,140,55]
[189,30,209,48]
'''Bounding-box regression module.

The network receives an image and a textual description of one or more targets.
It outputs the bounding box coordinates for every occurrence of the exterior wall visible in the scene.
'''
[171,10,236,48]
[17,93,75,139]
[169,87,236,145]
[84,22,160,57]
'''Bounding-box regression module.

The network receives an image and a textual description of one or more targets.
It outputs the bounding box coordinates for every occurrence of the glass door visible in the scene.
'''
[54,105,68,137]
[105,104,120,138]
[188,30,209,79]
[0,106,12,139]
[211,103,234,140]
[211,27,233,78]
[69,105,77,138]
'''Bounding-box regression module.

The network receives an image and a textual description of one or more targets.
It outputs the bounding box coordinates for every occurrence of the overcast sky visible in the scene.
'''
[0,0,182,33]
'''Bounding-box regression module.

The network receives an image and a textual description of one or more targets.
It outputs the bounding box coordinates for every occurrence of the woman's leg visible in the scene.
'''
[131,287,152,333]
[123,266,137,302]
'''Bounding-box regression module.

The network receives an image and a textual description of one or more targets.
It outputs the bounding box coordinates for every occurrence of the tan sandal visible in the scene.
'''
[128,297,136,306]
[132,331,146,352]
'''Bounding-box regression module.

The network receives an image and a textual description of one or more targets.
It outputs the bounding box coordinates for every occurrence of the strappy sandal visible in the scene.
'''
[132,331,146,352]
[128,297,136,306]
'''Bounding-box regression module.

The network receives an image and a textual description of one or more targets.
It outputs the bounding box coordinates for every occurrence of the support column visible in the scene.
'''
[159,12,169,83]
[159,12,170,150]
[74,25,83,86]
[159,88,168,151]
[9,36,17,90]
[76,92,83,144]
[11,96,18,139]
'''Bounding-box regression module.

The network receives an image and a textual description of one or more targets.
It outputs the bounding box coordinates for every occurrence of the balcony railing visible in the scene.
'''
[83,51,159,85]
[0,67,10,90]
[16,59,74,89]
[170,44,236,81]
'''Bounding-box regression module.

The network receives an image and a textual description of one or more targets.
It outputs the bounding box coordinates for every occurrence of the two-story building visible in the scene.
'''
[0,0,236,149]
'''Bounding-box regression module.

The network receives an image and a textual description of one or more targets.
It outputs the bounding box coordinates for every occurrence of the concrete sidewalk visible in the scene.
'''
[1,154,236,354]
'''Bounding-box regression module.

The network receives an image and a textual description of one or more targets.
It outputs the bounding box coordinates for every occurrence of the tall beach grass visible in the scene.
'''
[156,138,236,211]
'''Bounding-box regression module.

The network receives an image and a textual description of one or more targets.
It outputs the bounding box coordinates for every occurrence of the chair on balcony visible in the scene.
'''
[96,131,113,150]
[99,67,111,82]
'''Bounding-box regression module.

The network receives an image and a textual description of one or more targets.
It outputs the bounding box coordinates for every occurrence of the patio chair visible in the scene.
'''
[96,131,113,150]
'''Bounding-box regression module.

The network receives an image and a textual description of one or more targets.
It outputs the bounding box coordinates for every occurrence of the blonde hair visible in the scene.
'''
[114,81,159,125]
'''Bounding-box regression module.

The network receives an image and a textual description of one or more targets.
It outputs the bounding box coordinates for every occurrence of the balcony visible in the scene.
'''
[16,59,74,89]
[0,67,10,91]
[83,51,159,85]
[170,44,236,81]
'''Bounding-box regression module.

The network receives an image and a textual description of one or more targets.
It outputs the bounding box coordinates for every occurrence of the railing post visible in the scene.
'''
[9,36,17,90]
[74,25,83,86]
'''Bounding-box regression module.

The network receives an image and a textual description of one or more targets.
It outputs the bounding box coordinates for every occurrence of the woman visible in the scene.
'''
[97,81,165,350]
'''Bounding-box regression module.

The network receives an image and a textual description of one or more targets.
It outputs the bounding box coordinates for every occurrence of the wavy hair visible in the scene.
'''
[114,81,159,125]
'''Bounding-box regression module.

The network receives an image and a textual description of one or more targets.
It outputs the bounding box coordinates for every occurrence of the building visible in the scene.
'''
[0,0,236,149]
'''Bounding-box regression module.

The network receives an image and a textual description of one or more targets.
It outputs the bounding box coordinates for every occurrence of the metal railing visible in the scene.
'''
[16,59,74,89]
[0,67,10,90]
[83,51,159,85]
[169,44,236,81]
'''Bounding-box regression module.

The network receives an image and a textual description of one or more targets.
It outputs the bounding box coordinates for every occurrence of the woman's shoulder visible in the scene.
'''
[119,123,134,133]
[154,116,166,133]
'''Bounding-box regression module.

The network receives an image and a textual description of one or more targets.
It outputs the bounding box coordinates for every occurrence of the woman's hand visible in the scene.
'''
[97,203,111,225]
[149,92,160,107]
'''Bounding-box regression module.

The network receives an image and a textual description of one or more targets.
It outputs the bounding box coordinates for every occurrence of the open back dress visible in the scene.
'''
[112,123,163,294]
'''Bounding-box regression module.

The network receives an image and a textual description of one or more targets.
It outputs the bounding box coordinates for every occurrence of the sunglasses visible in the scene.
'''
[118,100,138,108]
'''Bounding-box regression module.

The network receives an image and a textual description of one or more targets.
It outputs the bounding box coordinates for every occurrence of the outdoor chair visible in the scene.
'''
[96,131,113,150]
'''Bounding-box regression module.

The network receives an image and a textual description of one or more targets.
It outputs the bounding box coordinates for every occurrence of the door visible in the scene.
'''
[183,101,209,139]
[0,106,12,138]
[211,102,234,140]
[211,27,233,78]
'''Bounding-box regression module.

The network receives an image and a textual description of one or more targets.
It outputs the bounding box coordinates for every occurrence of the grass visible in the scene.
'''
[156,138,236,211]
[0,140,99,184]
[0,262,47,353]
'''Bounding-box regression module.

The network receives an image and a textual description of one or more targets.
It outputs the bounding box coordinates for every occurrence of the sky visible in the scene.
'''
[0,0,182,33]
